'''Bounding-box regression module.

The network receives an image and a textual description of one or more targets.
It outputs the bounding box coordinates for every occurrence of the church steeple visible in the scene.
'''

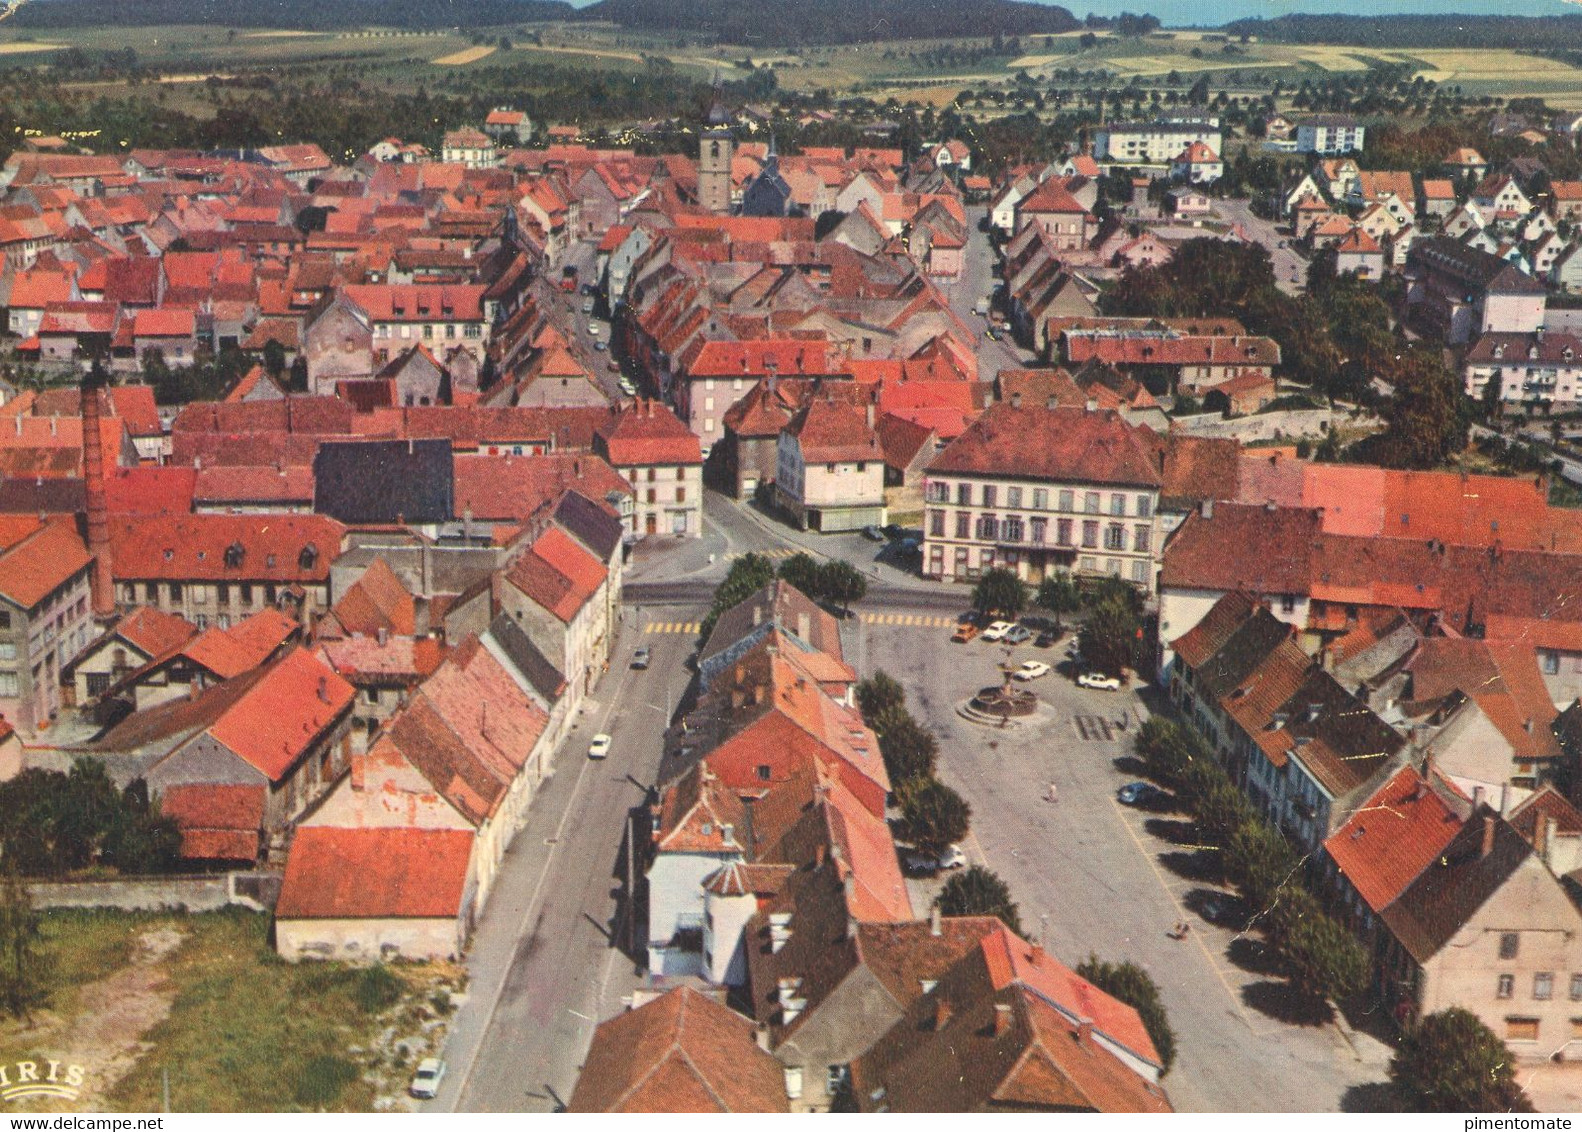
[699,80,734,215]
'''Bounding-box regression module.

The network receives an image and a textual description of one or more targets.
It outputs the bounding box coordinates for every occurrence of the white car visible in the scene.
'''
[1078,672,1122,691]
[1013,660,1051,681]
[409,1058,446,1100]
[588,733,612,759]
[903,843,968,874]
[981,620,1014,641]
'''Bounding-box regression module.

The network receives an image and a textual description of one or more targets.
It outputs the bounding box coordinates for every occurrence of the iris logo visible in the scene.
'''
[0,1060,88,1103]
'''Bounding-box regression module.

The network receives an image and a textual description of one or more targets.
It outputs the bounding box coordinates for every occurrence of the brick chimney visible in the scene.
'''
[934,997,953,1031]
[80,367,115,622]
[1481,813,1497,859]
[993,1002,1013,1036]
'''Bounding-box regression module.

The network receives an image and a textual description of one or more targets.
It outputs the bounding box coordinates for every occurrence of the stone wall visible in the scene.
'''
[28,871,282,913]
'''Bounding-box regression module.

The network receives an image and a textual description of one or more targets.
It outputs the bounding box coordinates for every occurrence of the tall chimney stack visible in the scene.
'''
[81,366,115,622]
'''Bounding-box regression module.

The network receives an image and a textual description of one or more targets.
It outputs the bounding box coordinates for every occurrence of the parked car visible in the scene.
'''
[410,1058,447,1099]
[1078,672,1122,691]
[882,523,905,540]
[581,297,595,314]
[618,377,637,396]
[1004,625,1034,645]
[1034,630,1059,649]
[862,524,885,541]
[981,621,1014,641]
[951,622,980,643]
[903,843,968,874]
[1013,660,1051,681]
[632,646,651,670]
[594,340,607,352]
[588,733,612,759]
[607,359,621,373]
[1117,781,1163,806]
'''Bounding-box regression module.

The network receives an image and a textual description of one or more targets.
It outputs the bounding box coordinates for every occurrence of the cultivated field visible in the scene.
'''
[432,44,496,65]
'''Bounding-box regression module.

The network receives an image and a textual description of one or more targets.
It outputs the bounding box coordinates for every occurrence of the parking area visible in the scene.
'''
[860,615,1392,1112]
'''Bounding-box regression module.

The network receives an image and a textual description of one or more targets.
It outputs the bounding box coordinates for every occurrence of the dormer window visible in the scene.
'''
[224,541,245,569]
[298,544,318,571]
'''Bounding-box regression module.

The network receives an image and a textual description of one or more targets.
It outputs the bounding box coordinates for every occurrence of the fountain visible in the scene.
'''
[960,658,1038,725]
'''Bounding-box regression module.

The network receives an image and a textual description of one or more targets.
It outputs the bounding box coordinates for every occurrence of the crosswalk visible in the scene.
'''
[644,621,701,635]
[858,613,956,628]
[727,548,798,560]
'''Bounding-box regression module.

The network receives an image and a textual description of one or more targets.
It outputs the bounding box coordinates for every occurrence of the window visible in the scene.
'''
[145,583,158,603]
[826,1065,849,1095]
[647,489,657,504]
[979,549,996,569]
[826,463,836,474]
[757,765,771,781]
[0,611,9,630]
[0,672,15,697]
[1085,492,1100,514]
[955,513,971,539]
[169,583,183,601]
[1004,517,1024,543]
[930,511,945,537]
[422,324,433,339]
[1057,518,1073,546]
[1058,489,1074,512]
[1543,651,1561,675]
[1280,594,1296,614]
[976,515,1000,541]
[1105,525,1125,551]
[1030,518,1047,545]
[957,483,971,505]
[1110,494,1126,516]
[982,485,997,508]
[1135,526,1151,553]
[1131,560,1148,583]
[1570,974,1582,1001]
[856,462,866,473]
[0,643,13,663]
[1506,1018,1540,1042]
[1082,521,1099,548]
[194,614,207,630]
[1536,973,1555,1001]
[1500,933,1521,960]
[241,583,253,604]
[1007,487,1022,509]
[1107,558,1122,577]
[1498,974,1515,999]
[1032,488,1048,510]
[928,481,949,503]
[1137,495,1153,518]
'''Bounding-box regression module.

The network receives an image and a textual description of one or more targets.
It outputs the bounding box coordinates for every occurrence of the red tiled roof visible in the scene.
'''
[594,401,702,467]
[340,283,486,323]
[1324,767,1464,914]
[109,514,343,582]
[113,606,197,659]
[159,782,265,860]
[134,307,196,339]
[928,402,1163,489]
[505,527,606,623]
[192,464,314,505]
[786,397,879,463]
[0,517,90,608]
[276,826,474,920]
[568,987,789,1113]
[106,466,197,517]
[206,648,353,781]
[327,558,416,638]
[1018,179,1088,215]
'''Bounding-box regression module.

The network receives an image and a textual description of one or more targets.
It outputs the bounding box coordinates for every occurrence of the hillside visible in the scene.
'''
[1221,12,1582,50]
[9,0,576,30]
[581,0,1081,45]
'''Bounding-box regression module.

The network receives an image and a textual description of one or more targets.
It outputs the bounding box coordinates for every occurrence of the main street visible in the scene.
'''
[433,617,697,1113]
[1214,197,1309,295]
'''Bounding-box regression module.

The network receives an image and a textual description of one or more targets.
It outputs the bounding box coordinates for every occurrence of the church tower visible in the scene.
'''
[698,89,733,215]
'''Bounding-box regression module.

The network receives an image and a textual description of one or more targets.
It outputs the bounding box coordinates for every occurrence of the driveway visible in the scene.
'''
[859,615,1393,1112]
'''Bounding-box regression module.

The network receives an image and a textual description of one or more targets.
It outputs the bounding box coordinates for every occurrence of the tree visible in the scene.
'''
[1076,956,1177,1073]
[1222,820,1299,908]
[1192,779,1257,843]
[817,559,867,616]
[1375,346,1469,470]
[855,671,905,723]
[972,566,1027,617]
[901,779,971,854]
[0,865,46,1023]
[879,714,939,787]
[777,552,824,600]
[1078,597,1139,677]
[1268,889,1368,1002]
[1034,572,1080,633]
[936,866,1022,934]
[698,553,777,643]
[261,338,287,378]
[1390,1008,1535,1113]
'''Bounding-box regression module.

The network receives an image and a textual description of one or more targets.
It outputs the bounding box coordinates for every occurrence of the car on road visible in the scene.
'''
[607,359,621,373]
[581,297,595,314]
[410,1058,446,1099]
[594,340,607,352]
[588,733,612,759]
[1078,672,1122,691]
[902,843,968,874]
[632,646,650,670]
[951,622,980,643]
[1034,630,1059,649]
[1117,781,1163,806]
[882,523,907,540]
[1013,660,1051,681]
[1004,625,1034,645]
[981,620,1014,641]
[862,524,885,541]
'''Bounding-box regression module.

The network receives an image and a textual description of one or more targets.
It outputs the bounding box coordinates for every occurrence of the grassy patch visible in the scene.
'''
[0,907,461,1112]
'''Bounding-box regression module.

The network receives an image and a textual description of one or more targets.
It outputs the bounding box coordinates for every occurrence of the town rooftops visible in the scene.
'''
[0,516,90,609]
[108,514,344,583]
[313,438,454,526]
[785,397,879,463]
[700,579,842,671]
[927,402,1163,489]
[504,526,606,625]
[1408,237,1546,294]
[159,782,265,861]
[205,647,354,782]
[594,400,702,467]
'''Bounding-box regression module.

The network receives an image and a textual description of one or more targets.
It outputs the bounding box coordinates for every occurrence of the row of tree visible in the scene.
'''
[854,671,970,859]
[970,567,1144,678]
[696,551,869,646]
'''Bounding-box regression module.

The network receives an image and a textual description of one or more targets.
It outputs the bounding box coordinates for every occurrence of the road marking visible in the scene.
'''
[644,621,700,635]
[858,613,954,628]
[727,547,796,559]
